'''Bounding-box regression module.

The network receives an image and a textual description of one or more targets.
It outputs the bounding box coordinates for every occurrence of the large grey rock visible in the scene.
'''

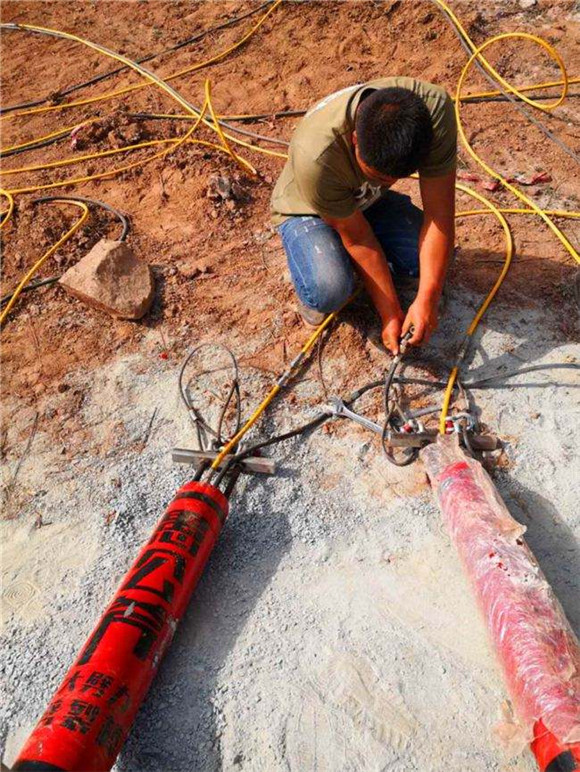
[59,239,154,320]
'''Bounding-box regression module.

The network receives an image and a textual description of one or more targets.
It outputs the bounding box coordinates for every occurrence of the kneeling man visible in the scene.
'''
[271,77,457,354]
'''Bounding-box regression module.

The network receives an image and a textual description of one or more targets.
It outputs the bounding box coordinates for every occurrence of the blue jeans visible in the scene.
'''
[277,190,423,313]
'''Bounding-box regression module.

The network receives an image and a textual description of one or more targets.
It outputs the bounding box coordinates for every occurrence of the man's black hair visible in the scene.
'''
[355,87,434,177]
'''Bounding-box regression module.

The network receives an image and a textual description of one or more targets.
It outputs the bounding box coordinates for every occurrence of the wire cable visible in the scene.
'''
[33,195,130,241]
[0,1,283,121]
[177,343,240,452]
[0,200,89,326]
[433,0,580,166]
[0,1,273,115]
[0,195,131,311]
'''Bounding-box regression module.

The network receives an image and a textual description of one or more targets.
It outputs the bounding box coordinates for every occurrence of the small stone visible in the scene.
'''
[519,0,537,7]
[177,257,214,278]
[207,173,234,200]
[59,239,154,320]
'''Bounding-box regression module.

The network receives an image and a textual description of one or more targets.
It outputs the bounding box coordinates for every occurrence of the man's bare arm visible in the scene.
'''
[403,170,456,345]
[323,211,405,353]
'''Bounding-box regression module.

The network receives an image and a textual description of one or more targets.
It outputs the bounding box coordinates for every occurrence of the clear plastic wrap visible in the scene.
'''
[422,435,580,746]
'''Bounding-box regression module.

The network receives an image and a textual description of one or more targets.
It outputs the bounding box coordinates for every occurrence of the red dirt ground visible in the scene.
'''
[1,0,579,457]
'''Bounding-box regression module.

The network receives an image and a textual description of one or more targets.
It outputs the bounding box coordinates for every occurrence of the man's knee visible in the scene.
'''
[308,270,355,313]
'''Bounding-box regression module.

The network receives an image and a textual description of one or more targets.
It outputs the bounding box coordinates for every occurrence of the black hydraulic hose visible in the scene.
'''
[1,131,71,158]
[223,465,243,498]
[432,0,580,166]
[0,1,272,115]
[130,109,307,123]
[381,343,419,467]
[235,412,330,462]
[0,276,59,308]
[466,362,580,388]
[216,379,242,446]
[0,196,130,308]
[233,373,403,465]
[129,111,290,148]
[0,22,288,155]
[33,195,130,241]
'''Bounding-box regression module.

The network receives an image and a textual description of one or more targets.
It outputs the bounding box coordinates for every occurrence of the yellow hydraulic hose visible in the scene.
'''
[457,208,580,220]
[0,200,89,325]
[440,183,514,435]
[432,0,580,433]
[210,292,356,471]
[0,188,15,229]
[0,0,282,122]
[1,137,184,176]
[204,79,256,175]
[3,87,216,195]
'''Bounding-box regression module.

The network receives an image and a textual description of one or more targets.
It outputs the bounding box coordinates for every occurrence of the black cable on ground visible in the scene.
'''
[33,195,130,241]
[0,196,130,309]
[1,131,71,158]
[432,0,580,166]
[463,92,580,105]
[0,22,290,155]
[129,109,305,123]
[0,276,59,308]
[0,1,272,115]
[395,362,580,390]
[129,112,290,147]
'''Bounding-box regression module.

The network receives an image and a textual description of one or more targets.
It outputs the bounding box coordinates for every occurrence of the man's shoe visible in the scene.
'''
[297,300,326,326]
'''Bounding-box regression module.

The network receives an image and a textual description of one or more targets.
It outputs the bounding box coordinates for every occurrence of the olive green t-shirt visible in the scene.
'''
[271,76,457,225]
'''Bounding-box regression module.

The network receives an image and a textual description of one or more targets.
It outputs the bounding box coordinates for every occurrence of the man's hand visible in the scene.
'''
[402,297,438,346]
[381,308,406,354]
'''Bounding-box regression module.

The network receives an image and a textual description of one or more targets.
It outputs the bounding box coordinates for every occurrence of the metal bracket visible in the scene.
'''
[172,448,276,475]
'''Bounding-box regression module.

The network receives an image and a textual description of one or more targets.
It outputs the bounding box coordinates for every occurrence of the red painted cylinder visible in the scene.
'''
[532,720,580,772]
[13,480,229,772]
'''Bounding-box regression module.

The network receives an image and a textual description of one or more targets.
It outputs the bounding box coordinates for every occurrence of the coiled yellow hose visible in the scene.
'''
[432,0,580,434]
[1,0,578,456]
